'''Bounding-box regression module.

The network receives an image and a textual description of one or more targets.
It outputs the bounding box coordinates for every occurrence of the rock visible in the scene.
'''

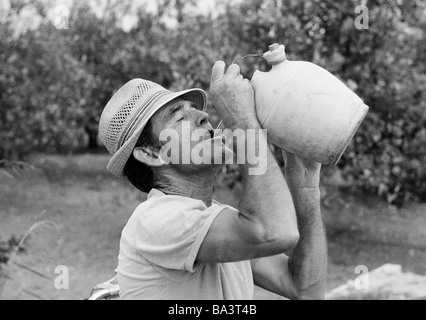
[326,264,426,300]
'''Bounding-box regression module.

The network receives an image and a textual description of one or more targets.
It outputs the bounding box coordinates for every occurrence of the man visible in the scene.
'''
[98,61,327,300]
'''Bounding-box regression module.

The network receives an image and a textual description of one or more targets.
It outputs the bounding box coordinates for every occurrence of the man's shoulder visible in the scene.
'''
[130,192,236,231]
[135,192,205,217]
[138,190,235,214]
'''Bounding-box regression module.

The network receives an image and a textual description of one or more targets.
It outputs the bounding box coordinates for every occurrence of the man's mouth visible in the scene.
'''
[201,130,214,141]
[200,131,226,145]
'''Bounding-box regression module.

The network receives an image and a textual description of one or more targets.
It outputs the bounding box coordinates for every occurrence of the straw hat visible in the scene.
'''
[98,79,207,177]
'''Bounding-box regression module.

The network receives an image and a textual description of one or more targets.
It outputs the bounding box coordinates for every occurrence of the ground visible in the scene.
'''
[0,153,425,300]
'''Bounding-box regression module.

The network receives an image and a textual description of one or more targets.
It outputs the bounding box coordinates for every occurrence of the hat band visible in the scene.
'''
[117,90,170,151]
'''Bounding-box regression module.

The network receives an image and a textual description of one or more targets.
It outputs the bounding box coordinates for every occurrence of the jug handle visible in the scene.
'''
[232,53,264,65]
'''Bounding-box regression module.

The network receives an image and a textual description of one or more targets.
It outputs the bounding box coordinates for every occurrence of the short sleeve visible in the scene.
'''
[134,196,224,273]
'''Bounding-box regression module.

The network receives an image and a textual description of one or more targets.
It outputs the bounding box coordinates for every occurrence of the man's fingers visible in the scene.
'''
[211,62,243,86]
[211,61,226,84]
[225,64,241,78]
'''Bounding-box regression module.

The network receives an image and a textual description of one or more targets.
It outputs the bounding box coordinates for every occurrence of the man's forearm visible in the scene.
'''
[236,129,298,248]
[288,187,327,299]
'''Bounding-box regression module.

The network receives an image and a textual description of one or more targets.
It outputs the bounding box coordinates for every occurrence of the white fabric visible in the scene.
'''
[117,189,253,300]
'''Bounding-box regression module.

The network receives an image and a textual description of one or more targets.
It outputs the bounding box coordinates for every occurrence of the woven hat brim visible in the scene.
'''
[107,88,207,177]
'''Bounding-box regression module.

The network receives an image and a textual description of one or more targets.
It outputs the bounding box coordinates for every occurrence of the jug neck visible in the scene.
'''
[263,44,287,65]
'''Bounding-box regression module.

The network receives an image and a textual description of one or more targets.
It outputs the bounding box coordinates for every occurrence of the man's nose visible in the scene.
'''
[193,110,209,128]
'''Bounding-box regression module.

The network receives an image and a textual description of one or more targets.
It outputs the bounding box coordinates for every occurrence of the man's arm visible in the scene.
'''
[251,152,327,300]
[196,61,299,263]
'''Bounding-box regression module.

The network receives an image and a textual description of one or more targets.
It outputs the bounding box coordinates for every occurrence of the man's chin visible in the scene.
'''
[192,138,233,165]
[158,138,234,167]
[210,142,234,166]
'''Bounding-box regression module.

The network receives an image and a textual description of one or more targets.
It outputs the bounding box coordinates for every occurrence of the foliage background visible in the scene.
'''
[1,0,425,205]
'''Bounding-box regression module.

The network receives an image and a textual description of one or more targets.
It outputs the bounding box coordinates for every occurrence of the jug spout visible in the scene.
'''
[269,43,280,51]
[263,44,287,65]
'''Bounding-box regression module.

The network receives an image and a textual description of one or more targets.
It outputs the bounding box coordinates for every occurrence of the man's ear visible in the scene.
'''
[133,147,165,167]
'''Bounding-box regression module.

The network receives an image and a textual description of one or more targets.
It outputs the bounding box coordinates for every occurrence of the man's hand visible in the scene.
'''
[210,61,259,130]
[283,151,321,189]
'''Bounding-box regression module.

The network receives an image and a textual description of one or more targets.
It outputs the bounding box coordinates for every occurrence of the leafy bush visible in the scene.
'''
[0,0,425,205]
[340,112,426,205]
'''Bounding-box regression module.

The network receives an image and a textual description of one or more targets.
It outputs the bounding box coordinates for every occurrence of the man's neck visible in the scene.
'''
[152,167,215,207]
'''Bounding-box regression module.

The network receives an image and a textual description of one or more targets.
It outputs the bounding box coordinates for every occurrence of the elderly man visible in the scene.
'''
[98,61,327,300]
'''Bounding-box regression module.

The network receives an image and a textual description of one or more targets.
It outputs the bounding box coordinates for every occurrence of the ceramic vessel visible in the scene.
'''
[251,44,369,165]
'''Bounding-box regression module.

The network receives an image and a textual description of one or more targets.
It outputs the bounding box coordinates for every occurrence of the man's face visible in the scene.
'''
[149,98,233,170]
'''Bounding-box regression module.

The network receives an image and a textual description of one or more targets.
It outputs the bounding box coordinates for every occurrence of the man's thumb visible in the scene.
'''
[210,61,226,85]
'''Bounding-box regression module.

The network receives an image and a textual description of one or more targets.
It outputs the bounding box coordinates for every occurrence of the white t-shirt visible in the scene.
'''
[117,188,253,300]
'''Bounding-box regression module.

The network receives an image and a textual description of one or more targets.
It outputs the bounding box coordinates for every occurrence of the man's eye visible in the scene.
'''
[177,117,184,122]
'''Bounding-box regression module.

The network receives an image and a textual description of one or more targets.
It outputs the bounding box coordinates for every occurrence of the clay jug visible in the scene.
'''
[251,44,369,166]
